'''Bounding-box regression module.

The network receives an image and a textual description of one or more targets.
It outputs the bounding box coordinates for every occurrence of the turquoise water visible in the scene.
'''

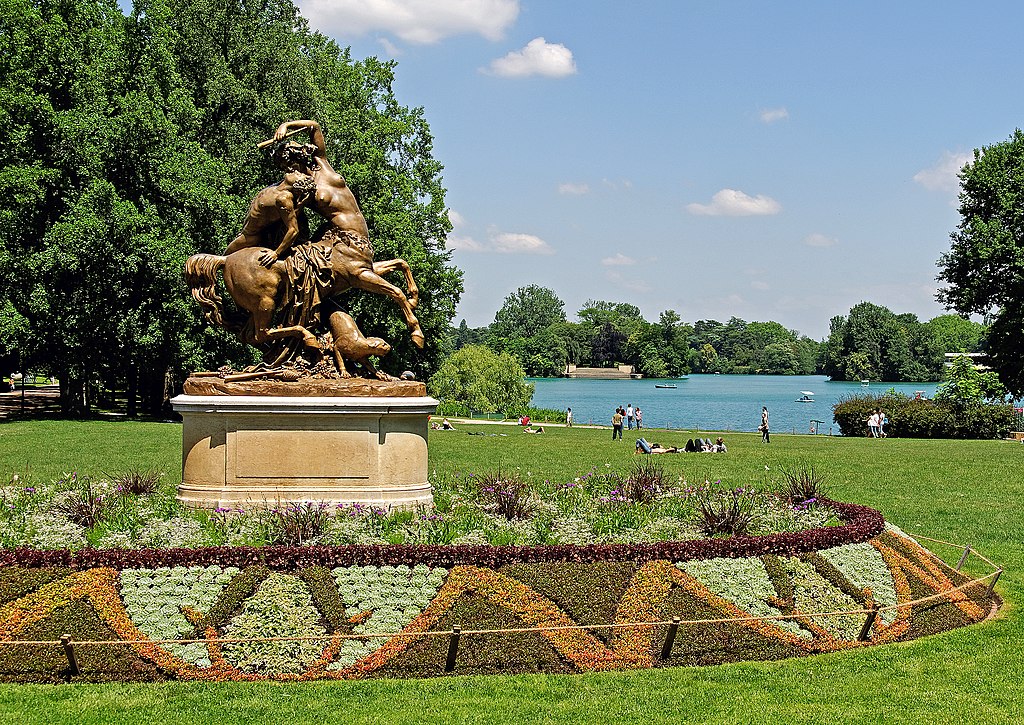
[529,375,941,435]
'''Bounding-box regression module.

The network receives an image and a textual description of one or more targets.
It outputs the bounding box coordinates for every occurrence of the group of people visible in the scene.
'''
[610,403,643,440]
[867,408,888,438]
[635,436,726,454]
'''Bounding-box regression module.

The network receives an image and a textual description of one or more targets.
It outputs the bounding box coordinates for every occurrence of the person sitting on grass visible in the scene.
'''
[432,418,456,430]
[713,436,727,453]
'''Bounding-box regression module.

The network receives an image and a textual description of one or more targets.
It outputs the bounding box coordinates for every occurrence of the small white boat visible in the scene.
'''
[655,383,677,389]
[861,379,870,387]
[796,390,815,402]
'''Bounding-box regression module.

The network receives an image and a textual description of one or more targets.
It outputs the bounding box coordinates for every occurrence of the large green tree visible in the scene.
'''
[821,303,943,382]
[0,0,461,413]
[926,314,986,354]
[937,129,1024,395]
[490,285,565,340]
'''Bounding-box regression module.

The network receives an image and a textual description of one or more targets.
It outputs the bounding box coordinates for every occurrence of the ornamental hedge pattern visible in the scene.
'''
[0,522,996,682]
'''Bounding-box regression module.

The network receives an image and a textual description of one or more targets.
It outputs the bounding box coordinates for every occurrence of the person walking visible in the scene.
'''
[760,406,770,443]
[868,407,884,436]
[566,407,573,428]
[635,407,643,429]
[626,403,635,430]
[612,407,624,440]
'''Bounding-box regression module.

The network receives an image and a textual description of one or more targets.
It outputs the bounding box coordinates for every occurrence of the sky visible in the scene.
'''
[137,1,1024,339]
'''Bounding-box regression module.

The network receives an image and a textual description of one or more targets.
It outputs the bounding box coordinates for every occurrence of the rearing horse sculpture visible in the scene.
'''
[184,119,424,367]
[186,243,422,365]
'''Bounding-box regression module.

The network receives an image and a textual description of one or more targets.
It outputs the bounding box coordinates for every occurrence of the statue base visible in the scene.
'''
[171,378,437,510]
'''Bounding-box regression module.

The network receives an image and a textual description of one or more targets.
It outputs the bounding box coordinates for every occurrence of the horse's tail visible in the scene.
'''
[184,253,228,328]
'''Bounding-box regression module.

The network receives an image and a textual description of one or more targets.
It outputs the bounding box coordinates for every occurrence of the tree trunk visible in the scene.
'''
[126,364,138,418]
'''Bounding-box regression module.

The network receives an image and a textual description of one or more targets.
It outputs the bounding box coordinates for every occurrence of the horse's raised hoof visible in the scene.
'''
[411,327,425,348]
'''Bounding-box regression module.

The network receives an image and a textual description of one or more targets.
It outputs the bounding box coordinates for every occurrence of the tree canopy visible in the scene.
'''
[427,345,533,417]
[937,129,1024,396]
[820,303,943,382]
[0,0,461,413]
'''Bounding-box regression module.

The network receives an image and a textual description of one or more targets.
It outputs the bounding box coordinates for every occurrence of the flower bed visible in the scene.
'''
[0,526,997,682]
[0,465,998,682]
[0,466,849,551]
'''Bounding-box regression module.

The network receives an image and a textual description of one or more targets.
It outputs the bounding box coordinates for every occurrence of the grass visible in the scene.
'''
[0,419,1021,724]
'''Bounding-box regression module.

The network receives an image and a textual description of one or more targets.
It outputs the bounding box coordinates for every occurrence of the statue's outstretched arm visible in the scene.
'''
[274,120,327,159]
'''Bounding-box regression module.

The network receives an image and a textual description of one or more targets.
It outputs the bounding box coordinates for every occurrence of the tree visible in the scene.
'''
[821,303,942,382]
[427,345,533,417]
[0,0,462,413]
[934,355,1008,407]
[490,285,565,340]
[937,129,1024,395]
[926,314,986,354]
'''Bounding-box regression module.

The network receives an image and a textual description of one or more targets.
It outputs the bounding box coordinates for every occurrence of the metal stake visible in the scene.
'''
[858,605,878,642]
[986,570,1002,598]
[955,546,972,571]
[444,625,461,672]
[60,634,80,676]
[660,617,681,660]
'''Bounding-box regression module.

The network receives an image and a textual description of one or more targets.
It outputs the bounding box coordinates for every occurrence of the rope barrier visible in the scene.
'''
[0,542,1001,649]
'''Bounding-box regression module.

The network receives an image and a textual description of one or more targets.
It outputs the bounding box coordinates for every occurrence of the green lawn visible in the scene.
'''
[0,420,1020,724]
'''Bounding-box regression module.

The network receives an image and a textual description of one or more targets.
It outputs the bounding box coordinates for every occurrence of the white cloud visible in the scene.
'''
[297,0,518,44]
[491,232,554,254]
[750,280,770,291]
[759,107,789,123]
[485,37,577,78]
[378,37,402,56]
[445,213,553,254]
[558,182,590,195]
[601,253,636,267]
[804,232,838,248]
[686,189,781,216]
[447,234,484,252]
[914,151,971,192]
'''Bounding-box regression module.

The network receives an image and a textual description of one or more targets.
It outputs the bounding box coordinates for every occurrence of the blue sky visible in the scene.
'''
[141,1,1024,338]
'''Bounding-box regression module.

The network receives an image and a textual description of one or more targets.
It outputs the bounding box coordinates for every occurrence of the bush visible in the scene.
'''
[780,466,829,504]
[832,393,1017,439]
[695,489,758,537]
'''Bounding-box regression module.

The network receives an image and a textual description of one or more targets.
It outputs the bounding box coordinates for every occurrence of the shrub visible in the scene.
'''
[264,502,333,546]
[780,466,829,504]
[476,471,537,521]
[621,458,664,504]
[110,468,162,496]
[695,488,758,537]
[832,393,1017,439]
[51,475,109,529]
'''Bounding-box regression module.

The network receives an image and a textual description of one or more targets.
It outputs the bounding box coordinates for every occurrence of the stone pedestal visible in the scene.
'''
[171,381,437,510]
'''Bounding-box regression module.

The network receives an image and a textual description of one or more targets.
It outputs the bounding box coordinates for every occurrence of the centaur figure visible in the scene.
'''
[185,120,423,374]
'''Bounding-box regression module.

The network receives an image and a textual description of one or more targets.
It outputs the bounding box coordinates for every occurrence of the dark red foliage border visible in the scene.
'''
[0,499,884,571]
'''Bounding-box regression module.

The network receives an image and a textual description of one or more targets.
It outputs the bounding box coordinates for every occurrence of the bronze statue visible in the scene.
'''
[224,172,317,267]
[184,120,423,377]
[327,309,393,380]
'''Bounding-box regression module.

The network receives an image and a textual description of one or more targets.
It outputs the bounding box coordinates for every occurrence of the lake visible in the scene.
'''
[528,375,941,435]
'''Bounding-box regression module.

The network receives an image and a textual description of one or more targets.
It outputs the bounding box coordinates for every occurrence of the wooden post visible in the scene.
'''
[955,546,972,571]
[858,604,878,642]
[444,625,461,673]
[660,617,681,660]
[986,569,1002,598]
[60,634,80,676]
